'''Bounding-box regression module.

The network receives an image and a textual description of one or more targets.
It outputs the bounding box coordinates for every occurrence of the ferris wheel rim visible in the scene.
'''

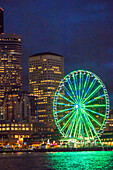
[53,70,110,141]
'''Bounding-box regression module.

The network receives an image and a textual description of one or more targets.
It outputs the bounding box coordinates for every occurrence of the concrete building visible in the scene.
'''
[0,33,23,105]
[29,52,64,128]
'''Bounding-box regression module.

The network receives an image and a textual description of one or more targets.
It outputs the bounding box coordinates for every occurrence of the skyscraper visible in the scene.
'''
[0,7,4,34]
[29,52,64,128]
[0,33,23,105]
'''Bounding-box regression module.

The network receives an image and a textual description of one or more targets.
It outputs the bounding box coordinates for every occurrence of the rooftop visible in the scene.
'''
[29,52,64,58]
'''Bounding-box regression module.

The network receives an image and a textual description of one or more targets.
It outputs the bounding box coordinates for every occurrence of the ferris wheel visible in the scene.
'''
[53,70,110,144]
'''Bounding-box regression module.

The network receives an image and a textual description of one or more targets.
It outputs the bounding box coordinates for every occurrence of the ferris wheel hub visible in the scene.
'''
[74,102,85,110]
[75,104,79,109]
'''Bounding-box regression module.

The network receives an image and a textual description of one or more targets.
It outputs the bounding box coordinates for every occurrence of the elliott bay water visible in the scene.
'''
[0,151,112,170]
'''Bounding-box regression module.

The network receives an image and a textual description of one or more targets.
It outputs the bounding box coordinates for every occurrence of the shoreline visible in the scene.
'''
[0,146,113,153]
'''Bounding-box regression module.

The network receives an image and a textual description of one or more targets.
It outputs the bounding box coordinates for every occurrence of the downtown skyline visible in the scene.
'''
[0,0,113,107]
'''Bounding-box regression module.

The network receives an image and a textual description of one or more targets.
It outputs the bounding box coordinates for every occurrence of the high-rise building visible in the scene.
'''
[0,33,23,105]
[0,7,4,34]
[29,52,64,128]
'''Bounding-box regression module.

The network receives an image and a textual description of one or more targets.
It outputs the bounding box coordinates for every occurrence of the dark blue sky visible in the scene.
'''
[1,0,113,107]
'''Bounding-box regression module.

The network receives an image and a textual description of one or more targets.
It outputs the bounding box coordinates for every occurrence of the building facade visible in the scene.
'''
[3,91,38,122]
[0,33,23,106]
[29,52,64,127]
[0,7,4,34]
[0,122,55,143]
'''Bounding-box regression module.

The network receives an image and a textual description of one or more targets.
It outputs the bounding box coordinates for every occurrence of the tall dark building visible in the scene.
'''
[0,7,4,34]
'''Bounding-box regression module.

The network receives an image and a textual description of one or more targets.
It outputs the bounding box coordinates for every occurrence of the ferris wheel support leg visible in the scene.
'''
[96,135,103,146]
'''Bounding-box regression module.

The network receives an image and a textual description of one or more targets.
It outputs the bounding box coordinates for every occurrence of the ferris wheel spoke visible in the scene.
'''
[75,74,79,99]
[66,78,76,99]
[65,112,76,137]
[58,93,75,104]
[86,79,96,97]
[83,109,102,143]
[85,110,102,127]
[69,111,78,138]
[60,111,75,132]
[83,85,102,103]
[82,109,101,129]
[78,72,82,99]
[55,107,73,114]
[64,86,76,102]
[57,109,75,124]
[85,108,105,117]
[84,94,105,105]
[81,72,85,99]
[85,104,106,108]
[81,119,86,143]
[74,116,80,138]
[72,73,79,100]
[81,73,90,100]
[82,78,96,101]
[82,109,98,139]
[81,113,90,140]
[80,109,88,141]
[84,115,95,140]
[78,119,82,138]
[57,102,74,107]
[83,114,94,140]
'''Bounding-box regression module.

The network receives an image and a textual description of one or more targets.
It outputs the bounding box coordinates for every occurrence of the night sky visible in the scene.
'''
[1,0,113,107]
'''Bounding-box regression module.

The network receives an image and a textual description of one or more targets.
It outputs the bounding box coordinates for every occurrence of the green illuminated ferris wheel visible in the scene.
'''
[53,70,110,144]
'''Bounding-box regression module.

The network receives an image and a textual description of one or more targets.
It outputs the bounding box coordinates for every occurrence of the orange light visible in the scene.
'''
[0,7,4,11]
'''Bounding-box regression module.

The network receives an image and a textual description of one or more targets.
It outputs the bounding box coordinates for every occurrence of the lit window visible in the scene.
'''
[43,59,47,61]
[2,128,5,131]
[15,135,18,138]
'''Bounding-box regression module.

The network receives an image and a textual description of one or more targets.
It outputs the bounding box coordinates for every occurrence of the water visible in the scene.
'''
[0,151,112,170]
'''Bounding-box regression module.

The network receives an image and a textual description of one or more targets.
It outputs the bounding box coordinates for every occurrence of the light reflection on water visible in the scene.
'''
[0,151,112,170]
[46,151,113,170]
